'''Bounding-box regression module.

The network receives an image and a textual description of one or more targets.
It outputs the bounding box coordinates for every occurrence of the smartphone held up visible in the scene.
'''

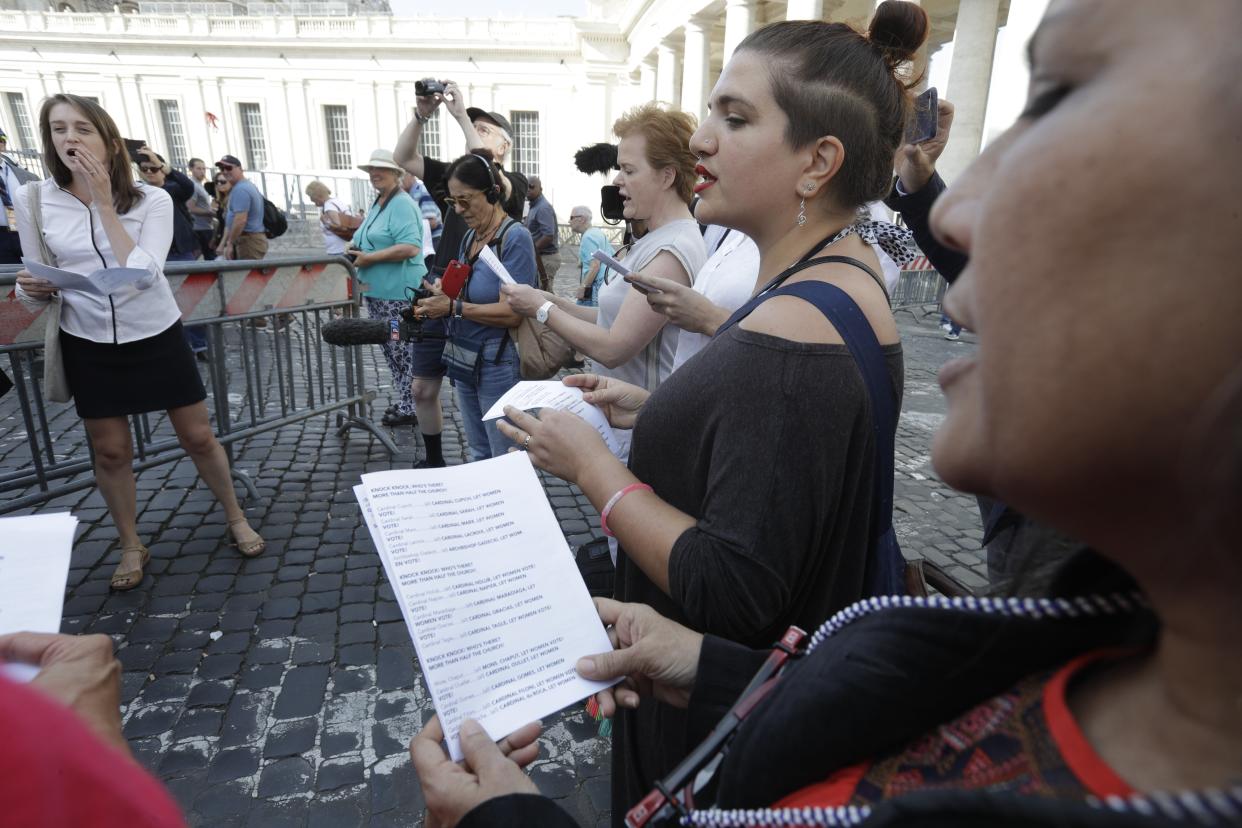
[907,88,938,144]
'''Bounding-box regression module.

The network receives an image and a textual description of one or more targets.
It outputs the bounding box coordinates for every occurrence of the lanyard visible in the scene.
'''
[625,626,808,828]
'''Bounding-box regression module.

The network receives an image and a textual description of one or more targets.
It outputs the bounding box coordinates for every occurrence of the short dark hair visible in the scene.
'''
[446,149,500,199]
[737,0,928,209]
[188,157,204,167]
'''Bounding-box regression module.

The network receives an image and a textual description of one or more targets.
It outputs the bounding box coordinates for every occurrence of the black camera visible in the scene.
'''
[415,78,445,96]
[600,185,626,222]
[397,287,442,343]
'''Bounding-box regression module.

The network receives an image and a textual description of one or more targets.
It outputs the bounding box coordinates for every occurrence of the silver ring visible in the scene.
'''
[523,434,532,450]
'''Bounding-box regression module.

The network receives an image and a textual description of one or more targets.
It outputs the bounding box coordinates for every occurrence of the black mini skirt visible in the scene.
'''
[60,321,206,419]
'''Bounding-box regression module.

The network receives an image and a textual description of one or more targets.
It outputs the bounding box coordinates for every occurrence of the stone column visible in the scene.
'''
[785,0,823,21]
[639,55,657,103]
[723,0,757,62]
[680,16,712,119]
[655,38,679,106]
[938,0,1001,183]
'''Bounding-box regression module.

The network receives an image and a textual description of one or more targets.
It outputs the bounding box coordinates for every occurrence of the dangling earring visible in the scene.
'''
[797,198,807,228]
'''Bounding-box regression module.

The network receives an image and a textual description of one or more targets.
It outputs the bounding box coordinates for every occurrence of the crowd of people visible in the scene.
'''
[3,0,1241,826]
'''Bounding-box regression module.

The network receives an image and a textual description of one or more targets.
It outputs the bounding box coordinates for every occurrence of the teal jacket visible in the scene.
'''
[356,189,427,300]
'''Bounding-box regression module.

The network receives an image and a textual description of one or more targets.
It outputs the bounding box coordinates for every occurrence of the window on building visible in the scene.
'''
[4,93,36,150]
[416,107,441,161]
[323,104,352,170]
[237,102,267,170]
[156,99,188,168]
[509,111,539,177]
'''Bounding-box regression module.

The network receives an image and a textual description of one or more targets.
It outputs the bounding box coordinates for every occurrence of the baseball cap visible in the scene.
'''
[215,154,242,169]
[0,126,8,141]
[466,108,514,138]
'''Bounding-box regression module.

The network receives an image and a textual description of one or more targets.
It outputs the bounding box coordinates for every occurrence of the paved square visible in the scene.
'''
[1,253,982,827]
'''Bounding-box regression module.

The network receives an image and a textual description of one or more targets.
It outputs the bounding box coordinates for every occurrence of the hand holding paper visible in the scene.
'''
[355,453,617,760]
[482,380,621,456]
[22,258,147,297]
[0,513,78,682]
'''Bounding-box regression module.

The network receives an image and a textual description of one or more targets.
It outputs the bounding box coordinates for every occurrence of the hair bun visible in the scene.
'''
[868,0,929,67]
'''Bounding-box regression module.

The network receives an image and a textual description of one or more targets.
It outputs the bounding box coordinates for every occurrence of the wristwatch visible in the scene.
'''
[535,301,554,324]
[415,111,431,125]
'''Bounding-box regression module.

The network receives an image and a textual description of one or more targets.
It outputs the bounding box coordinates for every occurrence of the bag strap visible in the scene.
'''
[27,183,59,267]
[718,257,903,594]
[717,255,881,337]
[460,216,522,364]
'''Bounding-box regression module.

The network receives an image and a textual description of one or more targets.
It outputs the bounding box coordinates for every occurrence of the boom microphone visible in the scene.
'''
[321,317,392,346]
[574,143,618,175]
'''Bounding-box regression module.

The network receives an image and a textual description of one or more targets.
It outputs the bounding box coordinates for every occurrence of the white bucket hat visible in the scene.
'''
[357,148,404,173]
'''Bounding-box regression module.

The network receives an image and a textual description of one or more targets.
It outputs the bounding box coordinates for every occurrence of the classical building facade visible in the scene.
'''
[0,0,1027,220]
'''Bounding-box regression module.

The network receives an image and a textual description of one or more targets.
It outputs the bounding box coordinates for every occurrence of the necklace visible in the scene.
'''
[470,211,505,259]
[680,592,1242,827]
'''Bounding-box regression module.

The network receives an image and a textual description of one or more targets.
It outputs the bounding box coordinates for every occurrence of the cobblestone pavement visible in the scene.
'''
[1,251,981,827]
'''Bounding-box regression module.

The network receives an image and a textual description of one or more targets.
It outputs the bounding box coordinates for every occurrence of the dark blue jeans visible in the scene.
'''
[453,337,521,461]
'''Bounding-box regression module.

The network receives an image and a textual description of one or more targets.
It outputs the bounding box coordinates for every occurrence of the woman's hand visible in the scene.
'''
[500,283,552,318]
[497,406,612,483]
[562,374,649,430]
[16,271,57,301]
[416,293,452,320]
[67,146,114,209]
[626,273,730,337]
[411,716,541,828]
[349,249,372,268]
[576,598,703,716]
[0,632,127,754]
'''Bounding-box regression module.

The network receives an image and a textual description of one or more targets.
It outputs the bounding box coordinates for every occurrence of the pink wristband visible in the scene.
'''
[600,483,653,538]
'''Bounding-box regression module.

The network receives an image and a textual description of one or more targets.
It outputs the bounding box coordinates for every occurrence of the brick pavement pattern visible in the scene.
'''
[1,248,981,826]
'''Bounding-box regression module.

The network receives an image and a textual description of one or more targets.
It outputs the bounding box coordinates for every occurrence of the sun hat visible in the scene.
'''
[357,148,404,173]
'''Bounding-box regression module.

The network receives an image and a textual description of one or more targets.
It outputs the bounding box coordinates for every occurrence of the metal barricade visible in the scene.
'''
[890,255,948,317]
[0,255,397,515]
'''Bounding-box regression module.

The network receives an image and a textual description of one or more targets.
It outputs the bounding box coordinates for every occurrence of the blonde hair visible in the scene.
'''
[612,103,698,205]
[305,180,331,200]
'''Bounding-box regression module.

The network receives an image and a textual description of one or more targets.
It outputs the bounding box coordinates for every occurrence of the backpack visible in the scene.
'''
[262,197,288,239]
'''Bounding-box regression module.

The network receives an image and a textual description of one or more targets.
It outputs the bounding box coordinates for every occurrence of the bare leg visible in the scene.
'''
[85,416,148,588]
[84,416,140,548]
[412,376,444,434]
[166,401,262,551]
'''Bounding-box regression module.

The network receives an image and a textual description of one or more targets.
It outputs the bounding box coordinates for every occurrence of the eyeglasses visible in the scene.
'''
[444,191,484,208]
[217,164,234,172]
[139,165,162,174]
[214,179,228,186]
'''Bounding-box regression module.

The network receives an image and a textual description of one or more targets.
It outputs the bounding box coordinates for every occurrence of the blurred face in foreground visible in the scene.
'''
[930,0,1242,576]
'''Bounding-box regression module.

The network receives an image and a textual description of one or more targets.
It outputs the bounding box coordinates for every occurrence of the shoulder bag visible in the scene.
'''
[492,221,574,380]
[27,184,72,404]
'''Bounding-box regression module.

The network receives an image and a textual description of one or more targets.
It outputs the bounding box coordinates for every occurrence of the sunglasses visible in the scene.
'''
[444,191,484,208]
[217,164,235,171]
[139,165,162,174]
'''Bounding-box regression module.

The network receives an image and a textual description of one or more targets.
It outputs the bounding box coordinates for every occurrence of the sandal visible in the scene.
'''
[227,518,266,558]
[110,544,150,591]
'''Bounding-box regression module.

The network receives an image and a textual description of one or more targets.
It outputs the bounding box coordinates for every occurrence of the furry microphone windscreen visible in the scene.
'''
[574,143,619,175]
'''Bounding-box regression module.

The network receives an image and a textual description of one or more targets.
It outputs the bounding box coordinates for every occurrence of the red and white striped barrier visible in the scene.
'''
[1,260,353,346]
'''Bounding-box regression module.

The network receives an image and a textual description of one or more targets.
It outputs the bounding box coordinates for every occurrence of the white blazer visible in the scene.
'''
[13,178,180,344]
